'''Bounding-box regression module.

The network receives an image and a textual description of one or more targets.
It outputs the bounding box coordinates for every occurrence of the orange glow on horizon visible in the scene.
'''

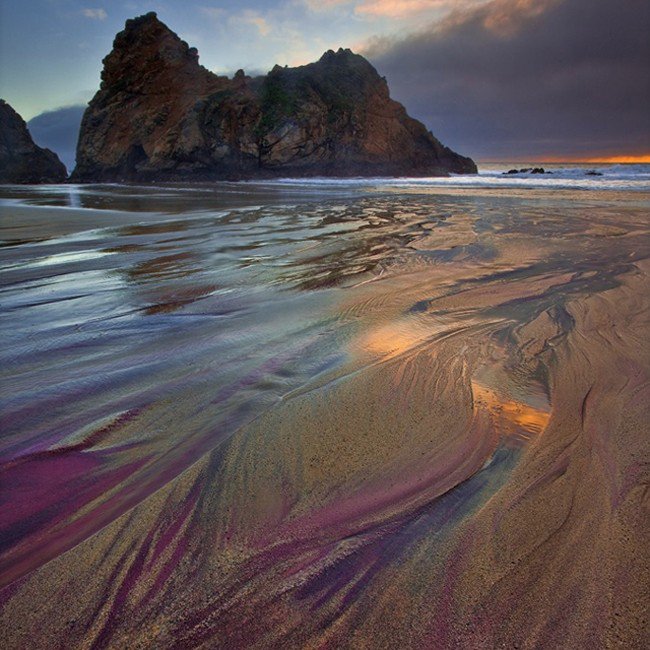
[583,154,650,164]
[498,154,650,164]
[479,154,650,164]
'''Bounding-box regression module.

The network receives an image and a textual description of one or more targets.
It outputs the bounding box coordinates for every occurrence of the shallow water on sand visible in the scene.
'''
[1,182,648,648]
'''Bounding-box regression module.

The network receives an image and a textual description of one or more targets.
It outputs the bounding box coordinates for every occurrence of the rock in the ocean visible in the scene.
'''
[72,12,476,182]
[503,167,552,175]
[0,100,67,184]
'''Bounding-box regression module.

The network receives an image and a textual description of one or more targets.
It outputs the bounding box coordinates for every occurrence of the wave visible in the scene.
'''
[263,163,650,192]
[480,163,650,179]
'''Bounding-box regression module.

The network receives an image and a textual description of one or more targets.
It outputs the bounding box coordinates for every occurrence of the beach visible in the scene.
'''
[1,167,648,648]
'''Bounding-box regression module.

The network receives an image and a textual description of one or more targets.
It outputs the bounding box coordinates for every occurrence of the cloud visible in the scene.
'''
[232,10,272,37]
[302,0,352,12]
[365,0,650,159]
[81,8,107,21]
[356,1,466,19]
[202,7,272,37]
[197,4,328,71]
[478,0,559,36]
[199,6,226,20]
[303,0,486,19]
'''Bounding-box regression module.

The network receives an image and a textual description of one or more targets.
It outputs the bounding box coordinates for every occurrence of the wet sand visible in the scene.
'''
[0,183,648,648]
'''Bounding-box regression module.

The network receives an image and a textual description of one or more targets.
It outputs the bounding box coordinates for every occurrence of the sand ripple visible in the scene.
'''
[0,184,648,648]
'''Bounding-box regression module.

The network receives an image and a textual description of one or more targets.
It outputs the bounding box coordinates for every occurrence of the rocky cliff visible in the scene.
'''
[0,100,67,183]
[72,13,476,181]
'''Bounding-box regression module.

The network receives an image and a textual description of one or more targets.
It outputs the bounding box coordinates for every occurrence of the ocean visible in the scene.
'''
[0,167,648,648]
[263,162,650,191]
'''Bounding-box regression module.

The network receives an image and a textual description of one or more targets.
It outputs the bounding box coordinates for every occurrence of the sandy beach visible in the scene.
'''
[0,177,648,648]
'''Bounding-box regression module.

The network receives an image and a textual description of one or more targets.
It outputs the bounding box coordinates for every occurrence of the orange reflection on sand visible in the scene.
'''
[359,322,430,358]
[472,382,549,435]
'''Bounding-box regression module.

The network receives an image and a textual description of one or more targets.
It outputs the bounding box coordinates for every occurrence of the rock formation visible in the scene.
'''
[72,13,476,181]
[0,100,67,183]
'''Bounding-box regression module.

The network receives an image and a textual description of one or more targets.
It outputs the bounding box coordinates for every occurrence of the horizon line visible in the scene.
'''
[476,155,650,164]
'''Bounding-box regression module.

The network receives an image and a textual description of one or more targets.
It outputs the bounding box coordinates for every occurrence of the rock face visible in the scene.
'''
[0,100,67,183]
[72,13,476,181]
[504,167,551,175]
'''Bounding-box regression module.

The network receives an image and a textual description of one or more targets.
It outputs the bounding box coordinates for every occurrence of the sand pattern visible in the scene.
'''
[0,184,648,648]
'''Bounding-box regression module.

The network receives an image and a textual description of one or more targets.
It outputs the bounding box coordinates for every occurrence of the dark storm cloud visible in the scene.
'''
[366,0,650,159]
[27,105,85,171]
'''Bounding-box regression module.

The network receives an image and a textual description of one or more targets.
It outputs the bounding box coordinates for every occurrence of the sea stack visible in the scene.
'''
[0,100,67,184]
[72,12,476,182]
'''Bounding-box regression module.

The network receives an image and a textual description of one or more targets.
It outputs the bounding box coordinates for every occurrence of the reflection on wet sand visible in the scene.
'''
[0,184,648,649]
[472,383,549,437]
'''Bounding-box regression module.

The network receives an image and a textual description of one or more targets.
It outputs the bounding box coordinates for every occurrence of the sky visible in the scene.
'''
[1,0,649,162]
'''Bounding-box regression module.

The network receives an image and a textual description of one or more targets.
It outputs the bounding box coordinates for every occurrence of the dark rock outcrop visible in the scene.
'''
[0,100,67,183]
[72,12,476,182]
[504,167,552,175]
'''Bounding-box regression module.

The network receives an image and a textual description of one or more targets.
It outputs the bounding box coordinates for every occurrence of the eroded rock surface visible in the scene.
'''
[0,100,67,183]
[72,12,477,181]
